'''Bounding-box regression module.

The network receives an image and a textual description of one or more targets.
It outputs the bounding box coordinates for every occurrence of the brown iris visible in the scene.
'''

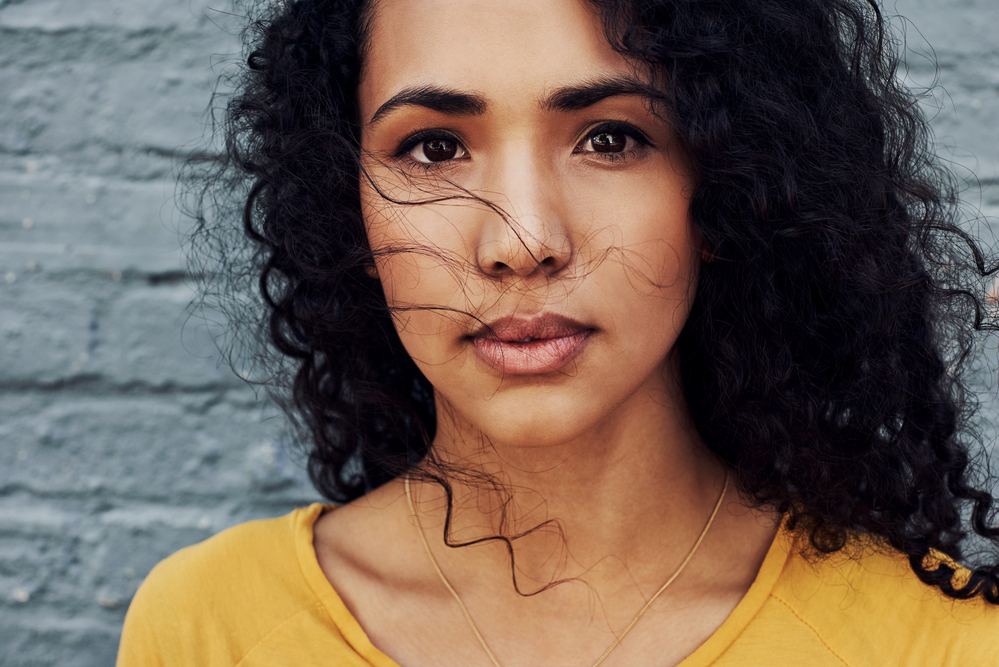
[423,138,459,162]
[591,131,626,153]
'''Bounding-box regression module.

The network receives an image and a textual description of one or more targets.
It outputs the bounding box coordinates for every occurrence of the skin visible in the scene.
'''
[314,0,778,665]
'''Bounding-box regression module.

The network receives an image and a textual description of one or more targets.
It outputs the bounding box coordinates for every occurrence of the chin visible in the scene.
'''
[451,395,608,450]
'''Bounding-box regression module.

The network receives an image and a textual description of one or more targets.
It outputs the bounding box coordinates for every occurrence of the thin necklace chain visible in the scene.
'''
[404,470,729,667]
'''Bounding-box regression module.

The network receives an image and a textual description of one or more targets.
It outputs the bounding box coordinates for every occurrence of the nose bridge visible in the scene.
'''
[475,144,573,279]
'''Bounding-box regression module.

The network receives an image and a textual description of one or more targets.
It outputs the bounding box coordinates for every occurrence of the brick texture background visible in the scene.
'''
[0,0,996,664]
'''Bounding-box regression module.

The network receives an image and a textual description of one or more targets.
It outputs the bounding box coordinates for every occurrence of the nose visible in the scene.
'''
[474,153,574,280]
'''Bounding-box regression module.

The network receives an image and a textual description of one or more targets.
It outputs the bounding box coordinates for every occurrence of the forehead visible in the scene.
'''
[359,0,634,121]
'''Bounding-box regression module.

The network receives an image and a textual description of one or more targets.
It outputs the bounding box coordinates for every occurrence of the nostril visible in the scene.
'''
[478,242,570,278]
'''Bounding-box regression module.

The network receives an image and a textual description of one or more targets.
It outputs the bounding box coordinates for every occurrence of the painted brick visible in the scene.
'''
[0,391,313,500]
[0,276,97,384]
[0,54,222,155]
[99,283,238,387]
[0,173,186,274]
[0,0,225,32]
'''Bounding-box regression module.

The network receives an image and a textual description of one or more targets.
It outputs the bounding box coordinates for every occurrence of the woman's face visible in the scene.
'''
[359,0,700,447]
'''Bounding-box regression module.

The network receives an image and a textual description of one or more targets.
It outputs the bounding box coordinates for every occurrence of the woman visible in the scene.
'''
[118,0,999,665]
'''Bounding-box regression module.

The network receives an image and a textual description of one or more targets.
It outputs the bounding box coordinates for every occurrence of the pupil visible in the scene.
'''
[423,138,457,162]
[592,132,626,153]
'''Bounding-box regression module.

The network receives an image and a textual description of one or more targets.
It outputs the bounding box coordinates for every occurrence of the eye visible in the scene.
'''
[589,131,629,153]
[399,131,469,165]
[419,137,459,162]
[576,123,649,156]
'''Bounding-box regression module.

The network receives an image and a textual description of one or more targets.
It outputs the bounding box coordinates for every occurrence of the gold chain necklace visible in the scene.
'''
[404,470,729,667]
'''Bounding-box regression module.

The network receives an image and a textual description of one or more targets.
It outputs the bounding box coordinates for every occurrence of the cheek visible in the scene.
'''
[363,190,471,358]
[583,174,699,358]
[583,166,698,289]
[373,249,459,366]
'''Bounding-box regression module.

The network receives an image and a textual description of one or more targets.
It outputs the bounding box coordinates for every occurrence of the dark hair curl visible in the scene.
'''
[186,0,999,603]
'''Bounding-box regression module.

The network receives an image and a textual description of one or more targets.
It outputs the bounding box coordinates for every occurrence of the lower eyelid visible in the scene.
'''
[591,148,644,163]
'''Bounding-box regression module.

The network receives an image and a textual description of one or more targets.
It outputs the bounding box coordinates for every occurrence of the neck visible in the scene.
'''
[411,364,729,590]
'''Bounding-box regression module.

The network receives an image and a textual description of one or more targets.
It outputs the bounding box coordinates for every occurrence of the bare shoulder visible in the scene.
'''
[313,479,433,601]
[312,480,454,664]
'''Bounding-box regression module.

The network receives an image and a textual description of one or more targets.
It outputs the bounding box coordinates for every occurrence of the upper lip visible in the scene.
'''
[468,313,592,342]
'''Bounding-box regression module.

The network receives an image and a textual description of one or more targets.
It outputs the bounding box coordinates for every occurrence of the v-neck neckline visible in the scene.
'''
[294,503,792,667]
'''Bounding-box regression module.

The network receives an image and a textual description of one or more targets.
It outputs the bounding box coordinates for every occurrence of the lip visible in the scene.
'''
[468,314,594,375]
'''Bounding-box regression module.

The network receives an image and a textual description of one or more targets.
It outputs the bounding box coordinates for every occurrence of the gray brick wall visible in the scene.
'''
[0,0,996,664]
[0,2,321,664]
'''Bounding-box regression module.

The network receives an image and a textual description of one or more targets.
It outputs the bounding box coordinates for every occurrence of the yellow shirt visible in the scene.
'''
[117,504,998,666]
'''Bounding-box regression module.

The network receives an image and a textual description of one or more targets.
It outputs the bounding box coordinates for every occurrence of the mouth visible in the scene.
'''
[467,314,594,375]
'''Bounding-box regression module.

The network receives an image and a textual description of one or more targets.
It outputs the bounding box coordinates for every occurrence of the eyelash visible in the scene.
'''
[393,122,651,171]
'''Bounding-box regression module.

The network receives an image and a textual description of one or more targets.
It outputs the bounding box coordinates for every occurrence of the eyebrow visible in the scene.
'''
[368,85,487,126]
[539,75,654,113]
[366,74,653,126]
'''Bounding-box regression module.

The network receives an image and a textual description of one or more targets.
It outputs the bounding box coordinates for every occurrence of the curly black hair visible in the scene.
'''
[186,0,999,603]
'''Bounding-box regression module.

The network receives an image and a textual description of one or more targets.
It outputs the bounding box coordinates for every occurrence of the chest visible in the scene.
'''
[335,573,749,667]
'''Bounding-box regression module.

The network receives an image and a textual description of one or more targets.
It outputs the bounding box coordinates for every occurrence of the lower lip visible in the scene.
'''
[471,330,592,375]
